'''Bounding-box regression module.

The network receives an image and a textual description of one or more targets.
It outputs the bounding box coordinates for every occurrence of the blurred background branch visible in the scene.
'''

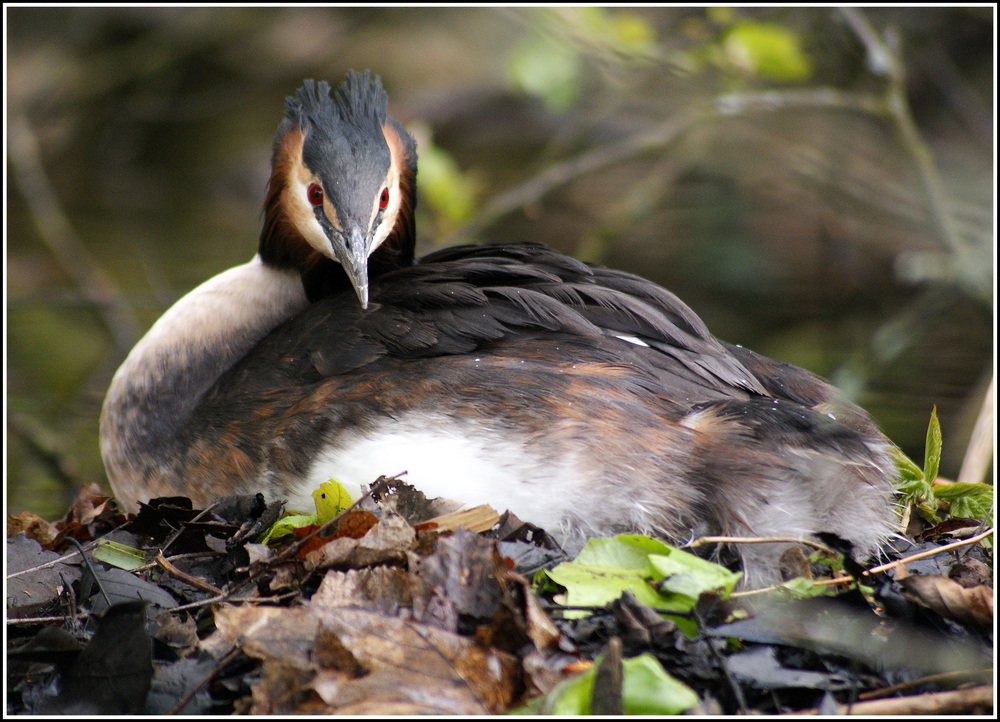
[6,6,994,517]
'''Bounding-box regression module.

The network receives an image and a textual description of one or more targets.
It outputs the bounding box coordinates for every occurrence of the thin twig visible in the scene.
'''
[693,605,749,714]
[807,527,996,588]
[156,552,226,596]
[159,500,225,557]
[5,543,92,579]
[839,8,973,268]
[6,613,91,626]
[166,647,241,715]
[445,88,886,245]
[8,113,143,351]
[272,474,397,562]
[685,535,839,557]
[731,527,995,598]
[67,538,112,609]
[863,527,994,577]
[792,683,993,715]
[956,372,995,487]
[168,591,299,614]
[212,477,398,601]
[857,669,994,701]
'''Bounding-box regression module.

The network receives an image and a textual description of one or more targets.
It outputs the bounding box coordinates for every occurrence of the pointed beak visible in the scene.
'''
[337,224,370,309]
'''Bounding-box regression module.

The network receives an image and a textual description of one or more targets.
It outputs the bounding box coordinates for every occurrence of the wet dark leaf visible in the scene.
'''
[726,645,852,690]
[34,601,153,714]
[948,558,992,588]
[84,565,178,614]
[145,652,220,715]
[704,595,991,676]
[6,533,81,615]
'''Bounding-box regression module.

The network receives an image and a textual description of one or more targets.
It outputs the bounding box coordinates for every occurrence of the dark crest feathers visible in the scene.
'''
[284,72,388,131]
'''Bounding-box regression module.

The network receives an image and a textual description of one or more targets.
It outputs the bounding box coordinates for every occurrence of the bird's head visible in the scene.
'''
[259,72,417,307]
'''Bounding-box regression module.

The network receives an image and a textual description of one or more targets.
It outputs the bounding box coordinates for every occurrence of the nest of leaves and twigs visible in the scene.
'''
[6,413,994,716]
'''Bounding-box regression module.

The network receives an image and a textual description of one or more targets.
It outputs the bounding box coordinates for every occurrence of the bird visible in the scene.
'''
[100,71,899,585]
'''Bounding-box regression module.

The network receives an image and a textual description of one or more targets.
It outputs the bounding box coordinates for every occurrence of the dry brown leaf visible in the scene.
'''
[305,513,416,570]
[313,567,412,615]
[331,510,379,539]
[209,600,519,714]
[6,511,57,546]
[504,569,563,652]
[900,574,994,630]
[311,605,519,714]
[247,659,327,715]
[948,558,992,589]
[47,484,125,549]
[311,667,492,715]
[210,605,319,666]
[415,504,502,533]
[407,529,506,634]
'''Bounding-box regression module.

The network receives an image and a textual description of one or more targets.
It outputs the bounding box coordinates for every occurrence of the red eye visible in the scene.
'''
[307,183,324,206]
[379,187,389,210]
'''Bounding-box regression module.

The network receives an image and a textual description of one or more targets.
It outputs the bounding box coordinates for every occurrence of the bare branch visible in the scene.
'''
[446,87,887,245]
[8,113,143,352]
[957,373,996,487]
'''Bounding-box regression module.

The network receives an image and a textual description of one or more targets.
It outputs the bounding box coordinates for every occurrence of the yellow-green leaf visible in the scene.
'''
[923,407,943,487]
[312,480,353,523]
[259,478,354,544]
[92,539,147,571]
[722,21,812,81]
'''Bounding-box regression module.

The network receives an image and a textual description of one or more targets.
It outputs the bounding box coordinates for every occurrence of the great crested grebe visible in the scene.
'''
[101,71,899,584]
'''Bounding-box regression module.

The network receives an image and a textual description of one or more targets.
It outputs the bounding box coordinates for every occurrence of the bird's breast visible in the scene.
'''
[293,411,596,529]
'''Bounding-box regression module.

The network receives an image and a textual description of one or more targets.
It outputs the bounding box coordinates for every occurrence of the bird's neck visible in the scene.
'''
[100,256,308,491]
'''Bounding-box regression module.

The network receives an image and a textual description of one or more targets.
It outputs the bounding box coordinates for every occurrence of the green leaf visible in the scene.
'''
[923,407,943,487]
[544,535,740,636]
[648,547,741,603]
[891,445,926,485]
[621,653,700,714]
[931,481,992,500]
[510,652,698,715]
[544,664,595,715]
[92,539,147,571]
[933,482,994,524]
[572,534,674,569]
[773,575,834,599]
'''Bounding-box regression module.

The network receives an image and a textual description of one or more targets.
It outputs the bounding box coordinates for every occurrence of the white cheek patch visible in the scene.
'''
[370,177,402,254]
[289,178,334,257]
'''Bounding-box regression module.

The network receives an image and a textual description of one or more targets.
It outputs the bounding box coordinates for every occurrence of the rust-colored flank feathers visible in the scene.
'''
[100,71,899,587]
